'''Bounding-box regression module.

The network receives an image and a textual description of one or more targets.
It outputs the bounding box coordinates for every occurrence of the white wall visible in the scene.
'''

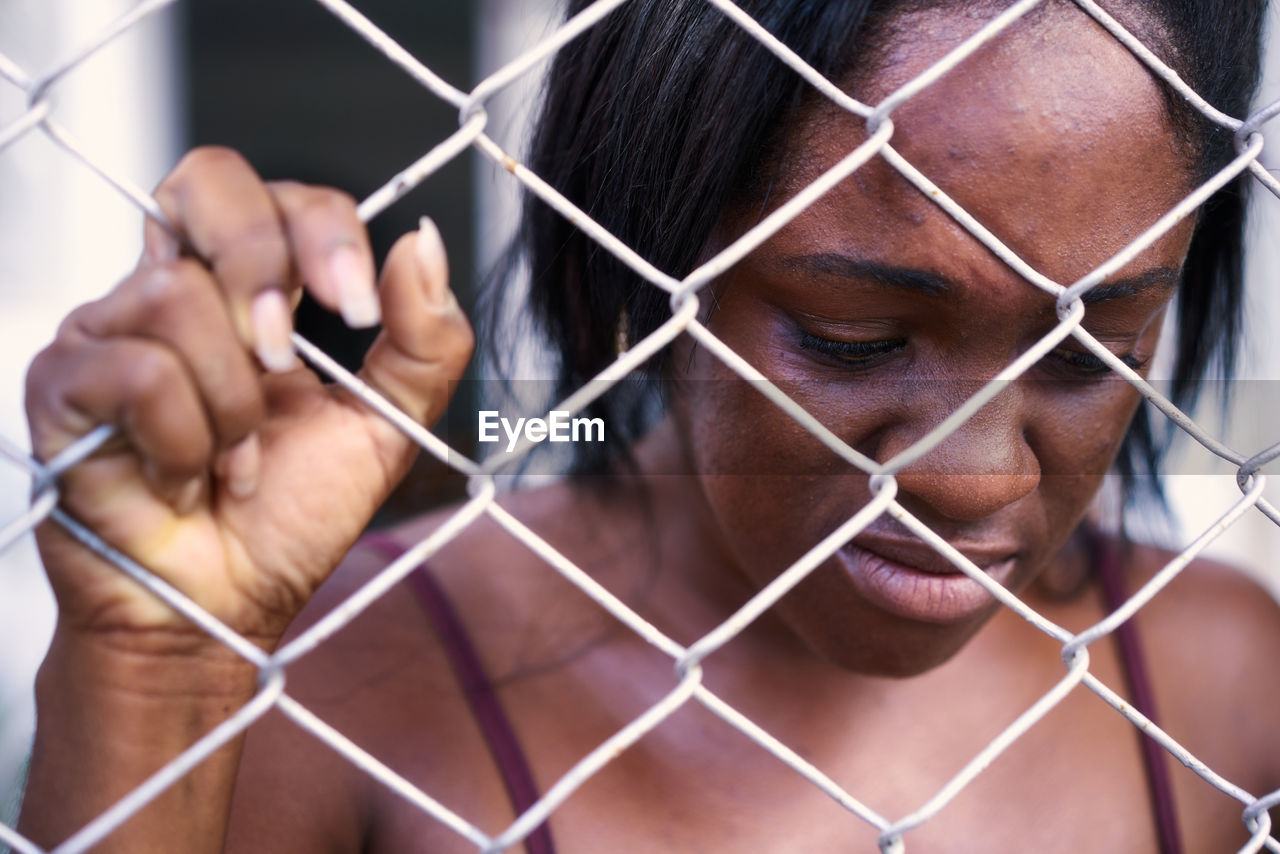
[1162,3,1280,596]
[0,0,181,816]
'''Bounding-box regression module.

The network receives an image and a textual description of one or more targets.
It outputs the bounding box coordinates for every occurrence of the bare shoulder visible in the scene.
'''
[1124,540,1280,788]
[224,514,507,852]
[226,476,643,852]
[275,473,632,703]
[384,474,655,676]
[1128,540,1280,695]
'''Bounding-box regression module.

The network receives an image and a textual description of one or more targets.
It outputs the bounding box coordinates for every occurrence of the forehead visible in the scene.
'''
[768,1,1192,287]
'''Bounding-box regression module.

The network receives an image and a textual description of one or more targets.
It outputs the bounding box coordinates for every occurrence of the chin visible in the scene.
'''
[808,629,980,678]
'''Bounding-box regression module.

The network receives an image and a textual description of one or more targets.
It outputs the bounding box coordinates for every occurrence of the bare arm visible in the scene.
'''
[18,146,471,851]
[21,630,260,851]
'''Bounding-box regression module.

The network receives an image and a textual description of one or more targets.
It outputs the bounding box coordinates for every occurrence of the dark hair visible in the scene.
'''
[503,0,1268,506]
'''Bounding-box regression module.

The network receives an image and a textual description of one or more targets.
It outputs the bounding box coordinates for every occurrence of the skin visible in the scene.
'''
[17,3,1280,853]
[673,2,1194,676]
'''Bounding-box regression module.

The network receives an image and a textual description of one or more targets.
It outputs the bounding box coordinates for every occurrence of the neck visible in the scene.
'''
[622,418,819,662]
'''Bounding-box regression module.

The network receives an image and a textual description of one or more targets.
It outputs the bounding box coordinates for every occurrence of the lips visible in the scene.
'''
[834,535,1018,625]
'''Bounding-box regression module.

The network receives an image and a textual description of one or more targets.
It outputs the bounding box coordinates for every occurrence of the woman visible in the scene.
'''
[16,0,1280,850]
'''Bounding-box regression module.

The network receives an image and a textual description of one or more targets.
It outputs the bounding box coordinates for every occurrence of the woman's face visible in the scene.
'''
[671,4,1196,675]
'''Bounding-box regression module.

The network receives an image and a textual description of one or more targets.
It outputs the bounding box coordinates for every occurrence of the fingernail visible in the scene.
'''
[330,244,380,328]
[251,290,296,372]
[225,433,260,500]
[416,216,451,308]
[174,476,203,516]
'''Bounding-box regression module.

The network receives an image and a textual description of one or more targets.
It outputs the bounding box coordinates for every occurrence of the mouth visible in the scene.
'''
[834,536,1018,625]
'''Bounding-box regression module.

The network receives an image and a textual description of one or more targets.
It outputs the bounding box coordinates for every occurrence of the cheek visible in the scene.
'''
[1027,380,1144,525]
[670,337,888,578]
[1033,381,1142,469]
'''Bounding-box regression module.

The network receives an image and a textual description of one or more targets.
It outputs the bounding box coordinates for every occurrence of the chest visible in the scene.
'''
[440,622,1190,854]
[369,586,1251,853]
[523,685,1165,853]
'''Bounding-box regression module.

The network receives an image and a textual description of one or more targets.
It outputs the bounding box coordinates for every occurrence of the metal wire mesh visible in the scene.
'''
[2,0,1279,851]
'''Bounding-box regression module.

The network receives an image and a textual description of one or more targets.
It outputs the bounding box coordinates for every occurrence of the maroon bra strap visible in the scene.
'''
[1090,530,1183,854]
[362,536,556,854]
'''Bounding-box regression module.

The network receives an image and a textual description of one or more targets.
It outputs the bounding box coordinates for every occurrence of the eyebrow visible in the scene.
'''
[1077,267,1182,305]
[779,254,950,296]
[778,253,1182,304]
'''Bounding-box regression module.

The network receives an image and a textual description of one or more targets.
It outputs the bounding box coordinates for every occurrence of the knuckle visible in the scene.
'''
[218,386,266,442]
[56,301,97,338]
[437,335,474,382]
[205,219,291,278]
[297,186,359,221]
[134,260,208,320]
[166,437,214,477]
[178,432,216,472]
[123,350,212,467]
[214,216,285,251]
[181,145,250,176]
[269,179,305,195]
[158,146,250,199]
[23,357,67,458]
[126,347,184,402]
[24,345,61,406]
[455,324,477,365]
[442,313,476,364]
[43,315,98,374]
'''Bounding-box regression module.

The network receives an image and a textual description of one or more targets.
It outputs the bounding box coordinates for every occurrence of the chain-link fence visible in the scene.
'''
[3,0,1280,851]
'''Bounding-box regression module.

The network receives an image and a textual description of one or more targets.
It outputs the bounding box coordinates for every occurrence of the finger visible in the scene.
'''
[141,214,181,265]
[268,181,380,329]
[355,217,472,434]
[67,259,266,455]
[152,147,295,371]
[26,334,216,513]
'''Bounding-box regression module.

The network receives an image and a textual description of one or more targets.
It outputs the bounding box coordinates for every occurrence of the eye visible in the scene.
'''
[1047,346,1149,376]
[799,332,906,366]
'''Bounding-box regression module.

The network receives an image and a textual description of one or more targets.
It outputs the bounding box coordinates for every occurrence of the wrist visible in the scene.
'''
[38,622,265,711]
[21,625,265,850]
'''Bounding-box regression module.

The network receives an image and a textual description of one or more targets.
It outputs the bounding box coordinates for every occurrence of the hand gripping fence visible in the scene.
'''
[2,0,1279,851]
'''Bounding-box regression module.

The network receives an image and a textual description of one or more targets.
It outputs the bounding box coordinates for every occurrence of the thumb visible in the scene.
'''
[354,217,474,442]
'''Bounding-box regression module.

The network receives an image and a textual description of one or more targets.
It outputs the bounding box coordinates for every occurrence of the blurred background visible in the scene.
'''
[0,0,1277,829]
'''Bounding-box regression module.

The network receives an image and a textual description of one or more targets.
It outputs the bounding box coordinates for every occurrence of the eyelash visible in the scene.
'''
[1048,347,1149,375]
[798,332,1149,376]
[798,332,905,365]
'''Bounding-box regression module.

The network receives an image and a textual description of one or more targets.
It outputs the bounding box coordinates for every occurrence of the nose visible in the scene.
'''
[880,387,1040,522]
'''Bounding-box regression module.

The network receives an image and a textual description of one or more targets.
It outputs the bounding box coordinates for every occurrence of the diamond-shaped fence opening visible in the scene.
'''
[2,0,1279,852]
